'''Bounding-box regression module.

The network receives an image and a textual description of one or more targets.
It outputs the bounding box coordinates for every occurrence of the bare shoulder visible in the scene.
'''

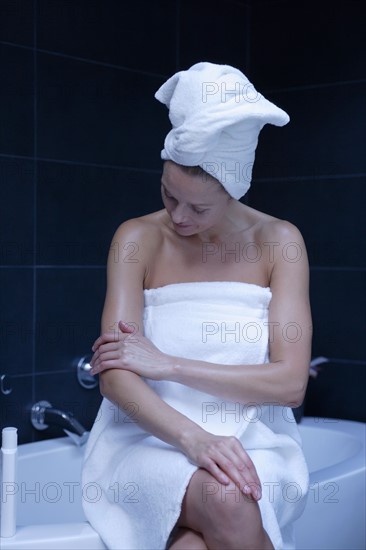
[244,204,306,257]
[111,210,166,263]
[113,210,165,240]
[259,217,306,248]
[256,216,309,291]
[244,207,309,282]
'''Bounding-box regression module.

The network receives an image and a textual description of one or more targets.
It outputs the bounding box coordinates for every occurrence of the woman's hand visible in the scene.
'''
[90,320,170,380]
[183,429,262,501]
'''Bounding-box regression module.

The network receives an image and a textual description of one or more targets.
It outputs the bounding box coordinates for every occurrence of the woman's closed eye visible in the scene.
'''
[163,187,208,214]
[191,206,208,215]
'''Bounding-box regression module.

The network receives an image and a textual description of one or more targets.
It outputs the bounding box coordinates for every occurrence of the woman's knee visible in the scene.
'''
[205,478,262,531]
[179,469,273,548]
[181,469,262,533]
[203,483,270,549]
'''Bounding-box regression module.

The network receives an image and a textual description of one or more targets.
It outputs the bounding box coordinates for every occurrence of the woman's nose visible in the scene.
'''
[171,203,189,223]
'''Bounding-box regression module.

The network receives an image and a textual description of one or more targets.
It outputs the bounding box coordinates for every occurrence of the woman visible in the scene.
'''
[83,63,311,550]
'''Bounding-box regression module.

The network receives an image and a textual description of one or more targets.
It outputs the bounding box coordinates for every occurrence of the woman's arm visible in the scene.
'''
[97,220,198,447]
[93,219,263,498]
[171,222,312,407]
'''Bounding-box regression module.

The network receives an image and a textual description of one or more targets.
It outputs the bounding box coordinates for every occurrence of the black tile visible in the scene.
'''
[305,362,366,423]
[0,269,33,375]
[309,269,366,362]
[247,177,366,268]
[34,371,102,441]
[37,52,169,168]
[0,0,34,46]
[179,0,248,71]
[250,0,366,88]
[37,162,163,265]
[0,44,34,156]
[37,0,176,75]
[0,158,34,266]
[0,375,34,444]
[35,268,106,373]
[252,81,366,179]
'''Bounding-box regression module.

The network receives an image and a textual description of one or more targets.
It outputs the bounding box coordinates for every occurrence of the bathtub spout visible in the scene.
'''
[31,401,89,446]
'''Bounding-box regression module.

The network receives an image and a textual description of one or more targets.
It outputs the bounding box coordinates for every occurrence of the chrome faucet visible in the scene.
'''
[31,400,89,446]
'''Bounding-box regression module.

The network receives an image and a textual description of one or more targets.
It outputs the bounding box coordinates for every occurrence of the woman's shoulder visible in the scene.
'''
[245,205,305,246]
[113,210,166,236]
[261,218,305,245]
[246,208,309,283]
[111,210,168,258]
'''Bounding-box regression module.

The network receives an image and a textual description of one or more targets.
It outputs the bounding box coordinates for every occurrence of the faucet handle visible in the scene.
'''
[77,355,98,389]
[31,400,52,430]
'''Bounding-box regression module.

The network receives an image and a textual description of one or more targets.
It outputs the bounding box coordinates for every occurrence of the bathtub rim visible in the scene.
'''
[298,416,366,484]
[0,521,105,549]
[1,416,364,549]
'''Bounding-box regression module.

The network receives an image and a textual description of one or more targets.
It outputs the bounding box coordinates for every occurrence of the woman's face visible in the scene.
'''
[161,161,231,237]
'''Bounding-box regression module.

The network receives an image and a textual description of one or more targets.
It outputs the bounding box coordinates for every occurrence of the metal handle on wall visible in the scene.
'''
[77,356,98,389]
[0,374,12,395]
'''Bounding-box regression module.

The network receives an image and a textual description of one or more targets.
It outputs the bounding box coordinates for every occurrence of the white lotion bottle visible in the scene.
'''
[0,427,18,538]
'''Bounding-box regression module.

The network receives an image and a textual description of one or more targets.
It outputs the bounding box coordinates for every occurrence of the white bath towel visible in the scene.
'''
[82,282,309,549]
[155,62,290,199]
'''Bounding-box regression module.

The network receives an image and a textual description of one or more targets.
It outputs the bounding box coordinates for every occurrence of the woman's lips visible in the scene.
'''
[174,222,192,229]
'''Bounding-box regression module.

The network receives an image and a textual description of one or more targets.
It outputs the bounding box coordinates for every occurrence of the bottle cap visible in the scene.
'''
[1,427,18,450]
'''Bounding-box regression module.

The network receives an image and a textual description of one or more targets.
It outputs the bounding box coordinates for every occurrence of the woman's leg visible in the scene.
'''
[178,468,274,550]
[168,527,208,549]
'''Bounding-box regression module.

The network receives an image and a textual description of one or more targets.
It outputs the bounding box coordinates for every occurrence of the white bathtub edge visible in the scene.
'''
[0,522,106,550]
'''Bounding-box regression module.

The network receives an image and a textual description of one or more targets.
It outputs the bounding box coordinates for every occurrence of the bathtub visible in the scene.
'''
[0,417,365,550]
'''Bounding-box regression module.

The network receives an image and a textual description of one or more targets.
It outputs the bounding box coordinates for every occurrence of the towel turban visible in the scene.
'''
[155,62,289,199]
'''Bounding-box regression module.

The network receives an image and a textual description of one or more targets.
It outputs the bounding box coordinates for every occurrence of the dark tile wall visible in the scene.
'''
[247,0,366,422]
[1,0,364,445]
[0,0,249,443]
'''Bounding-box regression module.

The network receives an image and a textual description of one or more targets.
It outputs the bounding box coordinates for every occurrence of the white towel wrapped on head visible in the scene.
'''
[155,62,290,199]
[82,282,309,549]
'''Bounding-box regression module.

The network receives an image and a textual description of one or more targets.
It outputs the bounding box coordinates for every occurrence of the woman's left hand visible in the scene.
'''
[90,321,171,380]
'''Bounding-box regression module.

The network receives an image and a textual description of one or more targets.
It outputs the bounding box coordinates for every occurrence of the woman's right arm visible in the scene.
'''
[97,220,198,449]
[94,219,261,498]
